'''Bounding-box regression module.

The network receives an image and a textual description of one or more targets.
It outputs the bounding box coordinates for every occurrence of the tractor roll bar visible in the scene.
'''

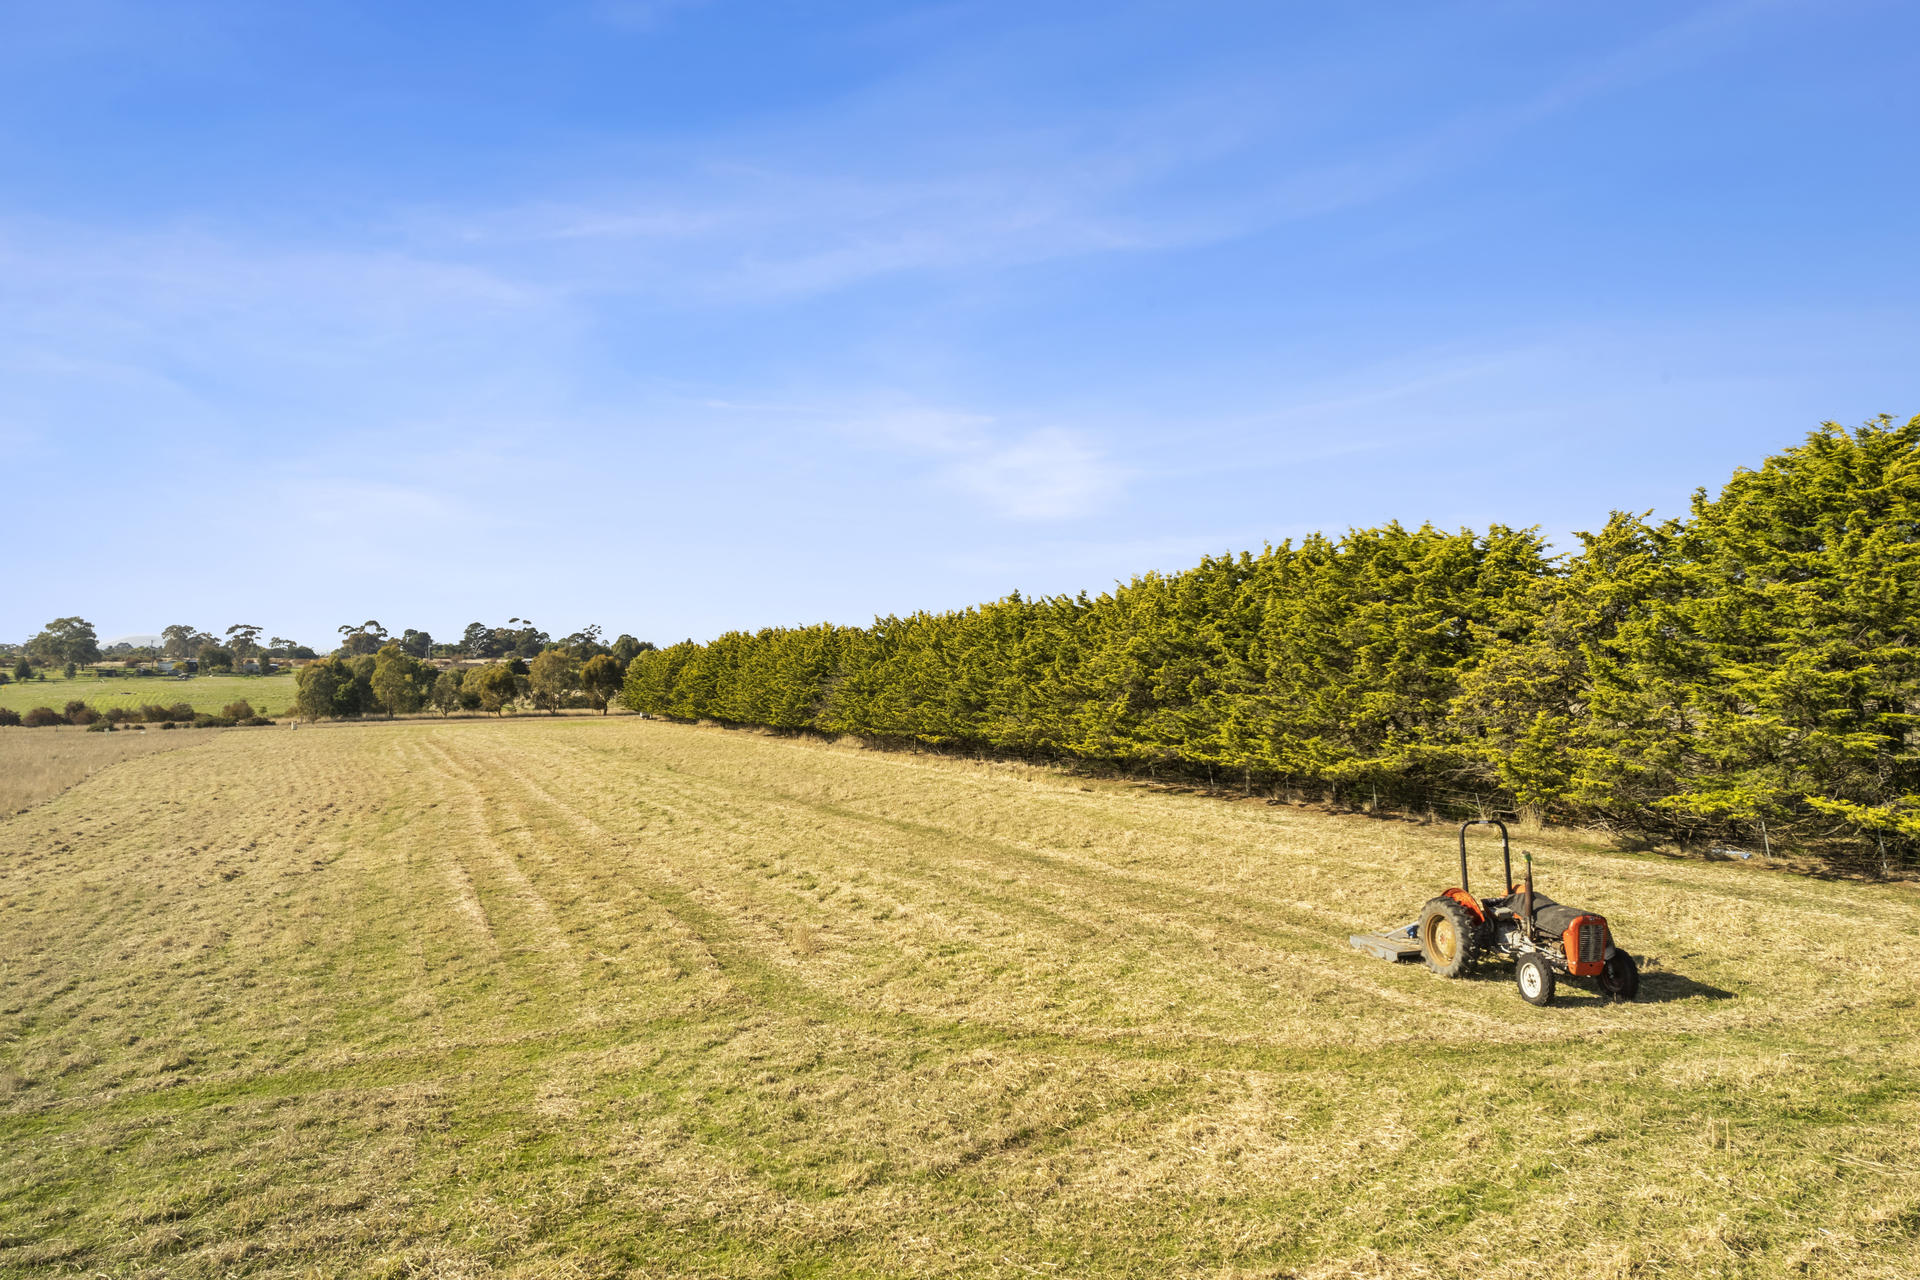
[1458,819,1511,900]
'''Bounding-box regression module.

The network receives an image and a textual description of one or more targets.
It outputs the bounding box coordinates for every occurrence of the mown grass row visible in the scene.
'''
[0,717,1914,1276]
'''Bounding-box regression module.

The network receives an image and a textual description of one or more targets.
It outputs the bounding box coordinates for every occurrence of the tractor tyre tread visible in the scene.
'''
[1420,897,1479,979]
[1599,949,1640,1002]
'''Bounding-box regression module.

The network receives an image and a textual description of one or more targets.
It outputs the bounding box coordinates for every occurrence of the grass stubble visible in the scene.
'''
[0,718,1915,1278]
[0,725,224,814]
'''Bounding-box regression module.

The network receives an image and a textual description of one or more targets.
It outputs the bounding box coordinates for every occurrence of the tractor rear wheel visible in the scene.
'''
[1598,950,1639,1002]
[1515,953,1555,1006]
[1420,898,1478,978]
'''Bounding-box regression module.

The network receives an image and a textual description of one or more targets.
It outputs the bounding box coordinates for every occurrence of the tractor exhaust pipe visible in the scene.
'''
[1523,851,1535,938]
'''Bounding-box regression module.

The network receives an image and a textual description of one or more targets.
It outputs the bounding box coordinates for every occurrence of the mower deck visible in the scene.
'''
[1348,922,1422,962]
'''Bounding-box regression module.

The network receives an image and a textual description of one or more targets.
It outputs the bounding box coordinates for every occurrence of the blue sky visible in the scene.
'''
[3,0,1915,650]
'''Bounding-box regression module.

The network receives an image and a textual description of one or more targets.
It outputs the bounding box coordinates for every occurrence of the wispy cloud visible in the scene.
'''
[0,220,536,326]
[406,3,1801,307]
[0,218,561,455]
[815,401,1124,520]
[2,0,1793,350]
[1,0,1893,646]
[432,158,1162,303]
[941,428,1121,520]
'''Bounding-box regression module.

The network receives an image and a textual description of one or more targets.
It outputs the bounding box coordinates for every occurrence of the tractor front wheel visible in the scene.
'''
[1598,950,1639,1002]
[1420,898,1478,978]
[1515,953,1555,1006]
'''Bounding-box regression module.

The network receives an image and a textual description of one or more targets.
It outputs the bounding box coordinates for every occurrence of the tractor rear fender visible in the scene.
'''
[1442,887,1486,923]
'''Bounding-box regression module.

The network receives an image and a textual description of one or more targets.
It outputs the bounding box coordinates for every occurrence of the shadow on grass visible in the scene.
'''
[1634,969,1737,1004]
[1448,959,1735,1007]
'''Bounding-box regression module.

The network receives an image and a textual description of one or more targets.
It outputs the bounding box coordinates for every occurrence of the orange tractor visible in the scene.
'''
[1349,820,1638,1005]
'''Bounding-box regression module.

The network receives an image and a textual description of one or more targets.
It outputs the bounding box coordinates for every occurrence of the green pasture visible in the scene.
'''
[0,670,295,719]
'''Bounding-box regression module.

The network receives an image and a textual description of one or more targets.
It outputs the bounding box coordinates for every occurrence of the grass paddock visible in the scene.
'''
[0,724,224,813]
[0,670,295,719]
[1,716,1915,1277]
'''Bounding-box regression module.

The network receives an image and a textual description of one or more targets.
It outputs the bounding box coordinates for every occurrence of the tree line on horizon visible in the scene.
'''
[616,416,1920,868]
[291,629,655,721]
[4,617,653,682]
[1,623,659,728]
[2,621,301,677]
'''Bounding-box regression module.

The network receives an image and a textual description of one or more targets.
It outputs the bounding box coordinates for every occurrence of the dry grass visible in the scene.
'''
[0,716,1916,1277]
[0,723,226,812]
